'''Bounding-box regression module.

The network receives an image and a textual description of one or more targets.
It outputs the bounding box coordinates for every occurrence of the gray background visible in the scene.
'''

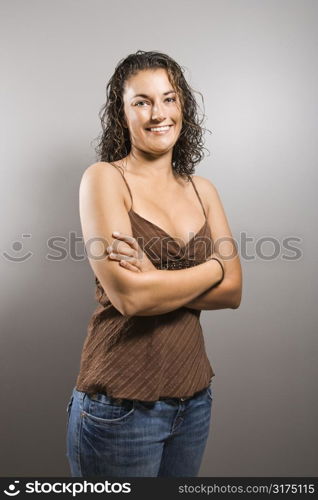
[1,0,317,476]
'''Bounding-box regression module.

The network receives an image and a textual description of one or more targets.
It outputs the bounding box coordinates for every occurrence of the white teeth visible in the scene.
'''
[149,126,171,132]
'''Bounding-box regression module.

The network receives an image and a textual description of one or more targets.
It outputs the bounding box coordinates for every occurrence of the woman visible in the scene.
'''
[66,50,242,477]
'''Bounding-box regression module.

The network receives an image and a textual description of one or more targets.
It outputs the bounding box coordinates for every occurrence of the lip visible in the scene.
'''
[145,124,174,134]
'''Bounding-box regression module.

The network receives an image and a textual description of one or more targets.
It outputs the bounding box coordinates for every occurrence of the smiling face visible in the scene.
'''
[122,68,183,156]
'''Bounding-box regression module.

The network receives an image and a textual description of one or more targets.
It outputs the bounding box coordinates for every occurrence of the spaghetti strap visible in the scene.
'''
[188,175,207,219]
[109,162,133,211]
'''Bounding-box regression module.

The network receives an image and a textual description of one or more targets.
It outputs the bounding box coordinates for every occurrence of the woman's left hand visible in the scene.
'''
[106,231,157,273]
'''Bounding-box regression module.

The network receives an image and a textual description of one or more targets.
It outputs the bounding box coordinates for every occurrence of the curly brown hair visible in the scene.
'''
[92,50,211,179]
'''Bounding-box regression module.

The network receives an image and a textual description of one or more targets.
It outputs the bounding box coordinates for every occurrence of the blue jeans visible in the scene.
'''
[66,385,213,477]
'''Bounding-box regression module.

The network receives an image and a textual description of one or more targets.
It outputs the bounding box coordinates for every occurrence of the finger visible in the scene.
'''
[119,260,141,272]
[108,238,140,259]
[108,241,136,256]
[107,252,122,261]
[111,238,142,260]
[119,254,142,270]
[112,232,139,251]
[106,243,129,254]
[108,247,139,263]
[109,252,141,271]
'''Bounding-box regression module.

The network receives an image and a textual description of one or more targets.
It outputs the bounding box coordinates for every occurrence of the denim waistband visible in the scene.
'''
[88,385,209,405]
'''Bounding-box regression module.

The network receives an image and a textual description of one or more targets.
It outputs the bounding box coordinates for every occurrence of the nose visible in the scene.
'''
[151,102,165,122]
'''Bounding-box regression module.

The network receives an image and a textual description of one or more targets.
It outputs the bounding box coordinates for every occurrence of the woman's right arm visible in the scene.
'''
[80,163,223,316]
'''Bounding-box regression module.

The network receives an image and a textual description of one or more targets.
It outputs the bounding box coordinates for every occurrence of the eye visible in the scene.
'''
[134,97,177,107]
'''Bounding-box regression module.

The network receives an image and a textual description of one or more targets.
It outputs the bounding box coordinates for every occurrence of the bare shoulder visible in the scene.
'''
[79,161,132,218]
[79,161,127,200]
[80,161,123,184]
[192,174,218,193]
[191,174,221,211]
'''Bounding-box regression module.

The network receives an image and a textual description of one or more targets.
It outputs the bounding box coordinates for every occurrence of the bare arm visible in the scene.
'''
[80,163,224,317]
[123,258,224,316]
[183,176,243,311]
[184,273,241,311]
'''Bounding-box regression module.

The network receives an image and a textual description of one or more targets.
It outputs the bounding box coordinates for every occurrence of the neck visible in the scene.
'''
[123,148,177,184]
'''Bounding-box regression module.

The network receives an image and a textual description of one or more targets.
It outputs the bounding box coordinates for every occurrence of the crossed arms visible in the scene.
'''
[80,163,242,317]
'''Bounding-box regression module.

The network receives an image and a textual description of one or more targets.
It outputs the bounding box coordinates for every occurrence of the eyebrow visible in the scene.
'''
[131,90,176,99]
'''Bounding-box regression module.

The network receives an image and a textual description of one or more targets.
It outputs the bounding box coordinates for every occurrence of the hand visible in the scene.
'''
[106,231,157,273]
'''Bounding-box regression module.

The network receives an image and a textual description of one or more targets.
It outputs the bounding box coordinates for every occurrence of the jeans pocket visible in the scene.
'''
[66,394,74,429]
[82,393,135,425]
[66,395,74,414]
[206,385,213,401]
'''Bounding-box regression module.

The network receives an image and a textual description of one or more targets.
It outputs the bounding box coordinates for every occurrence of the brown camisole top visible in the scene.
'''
[75,164,215,401]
